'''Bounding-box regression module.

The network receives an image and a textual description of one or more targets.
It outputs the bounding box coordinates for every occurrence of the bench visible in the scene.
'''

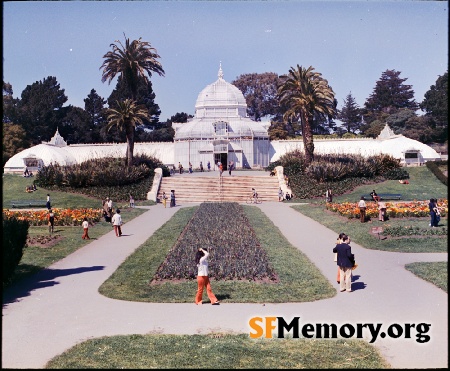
[10,200,48,208]
[361,194,402,201]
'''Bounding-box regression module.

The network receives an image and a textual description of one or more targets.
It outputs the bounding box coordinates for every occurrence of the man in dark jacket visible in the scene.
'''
[333,234,354,292]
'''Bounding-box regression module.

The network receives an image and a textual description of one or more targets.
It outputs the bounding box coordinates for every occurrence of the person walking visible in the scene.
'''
[333,234,354,292]
[189,162,193,174]
[326,188,333,203]
[207,161,211,171]
[81,217,90,240]
[358,196,367,223]
[334,232,346,284]
[377,200,387,222]
[161,191,167,208]
[219,162,223,176]
[48,209,55,234]
[46,194,51,210]
[200,161,204,172]
[106,197,113,223]
[429,198,438,227]
[278,187,284,202]
[111,209,123,237]
[228,161,233,176]
[129,194,135,208]
[170,190,176,208]
[178,162,183,174]
[195,247,220,305]
[103,198,111,223]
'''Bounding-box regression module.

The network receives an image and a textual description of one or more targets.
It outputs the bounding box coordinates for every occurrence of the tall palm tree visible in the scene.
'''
[100,33,165,100]
[105,99,150,166]
[100,33,165,166]
[278,65,336,165]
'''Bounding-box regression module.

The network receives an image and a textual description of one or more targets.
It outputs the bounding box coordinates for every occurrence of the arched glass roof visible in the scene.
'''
[194,63,247,118]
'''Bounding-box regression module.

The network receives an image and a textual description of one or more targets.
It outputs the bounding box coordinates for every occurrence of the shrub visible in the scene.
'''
[342,132,358,138]
[34,154,166,201]
[268,151,403,196]
[382,167,410,180]
[2,214,29,286]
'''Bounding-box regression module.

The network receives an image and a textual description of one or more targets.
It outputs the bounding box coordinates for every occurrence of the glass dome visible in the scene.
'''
[194,64,247,118]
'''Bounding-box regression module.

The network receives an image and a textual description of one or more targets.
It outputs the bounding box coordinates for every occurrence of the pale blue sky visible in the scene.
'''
[3,1,448,122]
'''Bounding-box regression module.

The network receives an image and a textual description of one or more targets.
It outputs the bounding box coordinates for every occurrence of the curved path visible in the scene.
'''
[2,180,448,369]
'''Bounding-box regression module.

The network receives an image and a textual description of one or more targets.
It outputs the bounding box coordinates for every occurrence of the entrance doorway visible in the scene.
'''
[214,153,228,170]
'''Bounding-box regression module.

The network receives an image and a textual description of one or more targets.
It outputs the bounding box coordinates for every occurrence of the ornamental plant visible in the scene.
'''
[326,199,448,219]
[2,208,103,226]
[153,202,277,282]
[381,225,447,237]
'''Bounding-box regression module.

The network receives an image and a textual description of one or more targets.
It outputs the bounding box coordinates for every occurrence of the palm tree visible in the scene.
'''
[278,65,336,165]
[100,33,165,166]
[105,99,150,166]
[100,33,165,100]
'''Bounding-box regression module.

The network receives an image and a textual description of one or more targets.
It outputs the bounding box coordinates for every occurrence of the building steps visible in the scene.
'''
[157,174,280,203]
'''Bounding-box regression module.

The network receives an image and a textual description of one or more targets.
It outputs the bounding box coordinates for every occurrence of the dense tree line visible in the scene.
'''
[232,69,447,144]
[3,50,447,168]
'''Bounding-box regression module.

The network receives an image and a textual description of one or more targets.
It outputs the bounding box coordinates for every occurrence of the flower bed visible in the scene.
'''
[326,199,448,219]
[381,225,447,237]
[153,202,277,282]
[2,208,103,226]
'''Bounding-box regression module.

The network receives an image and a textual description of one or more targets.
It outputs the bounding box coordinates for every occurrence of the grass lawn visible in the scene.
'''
[405,261,448,293]
[99,205,336,303]
[291,204,447,253]
[45,334,390,369]
[3,166,446,369]
[288,165,448,253]
[295,166,448,205]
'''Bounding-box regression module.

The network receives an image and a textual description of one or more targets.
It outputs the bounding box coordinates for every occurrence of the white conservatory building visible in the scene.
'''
[172,64,270,169]
[3,65,442,174]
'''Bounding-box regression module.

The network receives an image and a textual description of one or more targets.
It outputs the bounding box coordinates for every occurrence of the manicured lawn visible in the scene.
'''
[99,205,336,303]
[405,261,448,292]
[292,204,447,253]
[45,334,390,369]
[3,166,446,369]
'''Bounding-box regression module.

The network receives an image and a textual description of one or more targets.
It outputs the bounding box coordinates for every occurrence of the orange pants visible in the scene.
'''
[82,228,90,239]
[195,276,218,304]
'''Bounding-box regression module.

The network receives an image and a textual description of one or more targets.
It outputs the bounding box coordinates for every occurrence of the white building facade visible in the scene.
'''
[3,66,442,174]
[172,64,270,170]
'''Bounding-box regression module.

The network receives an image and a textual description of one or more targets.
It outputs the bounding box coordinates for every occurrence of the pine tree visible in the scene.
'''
[364,69,418,124]
[338,92,362,133]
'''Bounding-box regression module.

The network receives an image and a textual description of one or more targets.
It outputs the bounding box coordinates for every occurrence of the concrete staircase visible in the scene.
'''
[157,173,280,203]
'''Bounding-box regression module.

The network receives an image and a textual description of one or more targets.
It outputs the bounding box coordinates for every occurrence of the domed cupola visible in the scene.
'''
[194,63,248,119]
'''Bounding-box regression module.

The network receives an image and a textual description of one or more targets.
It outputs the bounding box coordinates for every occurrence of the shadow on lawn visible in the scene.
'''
[2,265,105,308]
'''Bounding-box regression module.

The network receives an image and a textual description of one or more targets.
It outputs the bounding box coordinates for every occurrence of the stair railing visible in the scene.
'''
[218,173,223,202]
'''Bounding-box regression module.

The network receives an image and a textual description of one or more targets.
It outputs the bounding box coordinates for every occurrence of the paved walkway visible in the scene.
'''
[2,189,448,368]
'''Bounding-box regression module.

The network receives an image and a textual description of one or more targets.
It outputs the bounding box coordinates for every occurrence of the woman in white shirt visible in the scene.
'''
[195,248,220,305]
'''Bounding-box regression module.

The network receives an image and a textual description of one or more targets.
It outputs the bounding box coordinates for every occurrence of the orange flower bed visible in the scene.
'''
[2,208,103,226]
[326,199,448,219]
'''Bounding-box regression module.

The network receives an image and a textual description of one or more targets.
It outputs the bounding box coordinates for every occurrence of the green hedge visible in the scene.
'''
[2,215,29,286]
